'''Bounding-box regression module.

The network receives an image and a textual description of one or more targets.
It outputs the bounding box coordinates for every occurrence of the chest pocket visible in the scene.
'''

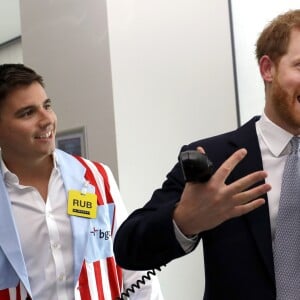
[85,203,115,262]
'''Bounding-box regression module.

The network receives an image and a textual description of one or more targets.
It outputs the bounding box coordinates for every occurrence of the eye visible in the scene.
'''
[18,108,34,118]
[44,100,52,110]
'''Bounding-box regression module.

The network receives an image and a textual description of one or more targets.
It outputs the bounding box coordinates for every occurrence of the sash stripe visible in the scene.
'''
[16,284,20,300]
[92,162,114,204]
[0,284,32,300]
[93,261,105,299]
[85,262,100,299]
[99,260,112,299]
[107,257,122,299]
[117,265,123,296]
[73,155,104,205]
[0,288,10,299]
[78,263,92,300]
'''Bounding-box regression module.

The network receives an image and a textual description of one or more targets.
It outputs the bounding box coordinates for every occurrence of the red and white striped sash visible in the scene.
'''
[0,156,123,300]
[0,283,31,300]
[74,156,123,300]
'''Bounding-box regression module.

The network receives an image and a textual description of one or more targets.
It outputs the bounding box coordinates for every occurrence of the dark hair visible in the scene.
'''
[256,9,300,65]
[0,63,44,105]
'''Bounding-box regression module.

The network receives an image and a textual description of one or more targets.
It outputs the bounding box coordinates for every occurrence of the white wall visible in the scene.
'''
[107,0,237,211]
[0,0,21,44]
[0,39,23,64]
[108,1,237,298]
[19,0,237,298]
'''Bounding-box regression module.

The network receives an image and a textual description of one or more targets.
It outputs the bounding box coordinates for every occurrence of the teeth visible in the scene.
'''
[37,131,52,139]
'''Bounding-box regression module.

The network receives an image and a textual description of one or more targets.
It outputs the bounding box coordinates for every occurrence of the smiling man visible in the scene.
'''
[0,64,163,300]
[114,9,300,299]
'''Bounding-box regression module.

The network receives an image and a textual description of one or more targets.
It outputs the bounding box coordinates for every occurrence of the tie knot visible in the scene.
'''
[290,136,300,153]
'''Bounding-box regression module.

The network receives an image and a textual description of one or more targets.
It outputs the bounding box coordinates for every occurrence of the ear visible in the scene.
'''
[259,55,275,82]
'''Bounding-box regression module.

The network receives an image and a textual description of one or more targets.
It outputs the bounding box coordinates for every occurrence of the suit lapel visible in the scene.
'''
[229,117,275,283]
[0,171,31,294]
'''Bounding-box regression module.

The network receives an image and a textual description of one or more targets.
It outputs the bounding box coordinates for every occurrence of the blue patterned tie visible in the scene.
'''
[274,136,300,299]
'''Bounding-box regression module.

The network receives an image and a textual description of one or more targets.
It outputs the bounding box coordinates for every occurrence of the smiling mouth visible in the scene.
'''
[35,131,53,139]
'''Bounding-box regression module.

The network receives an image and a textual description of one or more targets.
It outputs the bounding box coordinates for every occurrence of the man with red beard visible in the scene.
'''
[0,64,163,300]
[114,9,300,300]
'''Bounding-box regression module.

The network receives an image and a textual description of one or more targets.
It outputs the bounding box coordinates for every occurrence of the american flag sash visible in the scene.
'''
[73,156,123,300]
[0,283,30,300]
[0,156,123,300]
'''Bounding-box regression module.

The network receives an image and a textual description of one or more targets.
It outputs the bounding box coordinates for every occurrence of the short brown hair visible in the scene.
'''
[256,9,300,65]
[0,64,44,105]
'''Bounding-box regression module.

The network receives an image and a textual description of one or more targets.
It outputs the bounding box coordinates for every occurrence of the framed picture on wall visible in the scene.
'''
[55,126,87,157]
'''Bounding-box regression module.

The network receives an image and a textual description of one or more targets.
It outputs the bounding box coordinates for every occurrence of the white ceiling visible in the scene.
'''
[0,0,21,45]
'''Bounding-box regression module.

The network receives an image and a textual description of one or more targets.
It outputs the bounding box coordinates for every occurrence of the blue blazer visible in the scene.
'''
[0,150,98,296]
[114,117,276,299]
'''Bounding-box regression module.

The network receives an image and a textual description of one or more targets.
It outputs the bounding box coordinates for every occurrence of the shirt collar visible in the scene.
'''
[0,151,58,185]
[256,112,294,157]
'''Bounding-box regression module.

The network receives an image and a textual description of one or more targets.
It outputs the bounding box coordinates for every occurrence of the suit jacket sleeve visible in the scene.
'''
[114,146,200,270]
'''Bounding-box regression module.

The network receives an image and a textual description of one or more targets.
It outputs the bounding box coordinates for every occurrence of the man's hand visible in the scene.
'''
[173,148,271,236]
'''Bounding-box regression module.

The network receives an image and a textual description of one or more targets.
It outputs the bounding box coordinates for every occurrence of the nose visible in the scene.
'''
[38,108,53,128]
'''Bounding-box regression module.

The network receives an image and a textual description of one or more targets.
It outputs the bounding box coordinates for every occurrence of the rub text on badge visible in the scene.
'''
[68,190,97,219]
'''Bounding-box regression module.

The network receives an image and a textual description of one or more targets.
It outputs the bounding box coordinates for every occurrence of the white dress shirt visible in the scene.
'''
[1,154,74,300]
[175,112,294,251]
[256,112,294,242]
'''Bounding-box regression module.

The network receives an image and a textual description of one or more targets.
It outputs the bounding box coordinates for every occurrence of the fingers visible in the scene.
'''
[225,175,271,219]
[196,146,206,154]
[231,198,266,218]
[226,170,269,195]
[213,149,247,183]
[233,179,271,200]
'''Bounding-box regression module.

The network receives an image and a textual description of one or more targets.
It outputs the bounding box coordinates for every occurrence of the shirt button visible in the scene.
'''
[58,273,65,281]
[52,242,60,249]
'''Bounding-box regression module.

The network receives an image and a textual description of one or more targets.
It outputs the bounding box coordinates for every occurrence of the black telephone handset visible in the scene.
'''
[116,150,213,300]
[179,150,213,182]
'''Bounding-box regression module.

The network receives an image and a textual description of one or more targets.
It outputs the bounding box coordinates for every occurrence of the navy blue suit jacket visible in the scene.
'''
[114,117,276,299]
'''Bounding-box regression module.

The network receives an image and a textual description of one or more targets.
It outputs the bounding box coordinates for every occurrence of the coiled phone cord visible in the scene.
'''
[116,265,166,300]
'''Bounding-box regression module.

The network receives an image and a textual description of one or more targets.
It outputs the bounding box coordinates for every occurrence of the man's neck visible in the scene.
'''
[2,153,54,185]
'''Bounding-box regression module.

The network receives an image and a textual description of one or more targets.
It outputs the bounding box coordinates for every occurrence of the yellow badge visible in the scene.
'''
[68,190,97,219]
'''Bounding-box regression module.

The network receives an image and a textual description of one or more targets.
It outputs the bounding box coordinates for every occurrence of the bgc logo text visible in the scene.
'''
[90,227,111,240]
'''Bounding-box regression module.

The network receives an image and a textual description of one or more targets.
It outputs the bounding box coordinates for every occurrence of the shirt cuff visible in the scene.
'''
[172,219,198,253]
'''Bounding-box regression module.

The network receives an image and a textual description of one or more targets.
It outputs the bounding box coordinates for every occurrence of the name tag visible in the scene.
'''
[68,190,97,218]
